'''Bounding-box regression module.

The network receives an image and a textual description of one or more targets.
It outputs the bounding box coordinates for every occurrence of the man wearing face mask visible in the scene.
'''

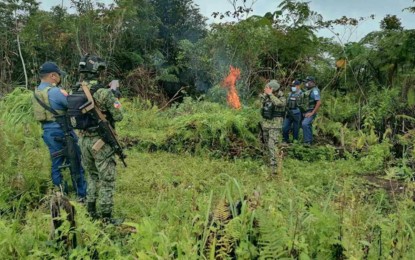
[32,62,87,201]
[301,76,321,146]
[282,80,303,143]
[259,79,286,174]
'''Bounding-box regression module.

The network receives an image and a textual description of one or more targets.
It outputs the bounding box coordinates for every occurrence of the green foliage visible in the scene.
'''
[287,144,337,162]
[119,97,261,158]
[356,142,392,173]
[0,88,50,217]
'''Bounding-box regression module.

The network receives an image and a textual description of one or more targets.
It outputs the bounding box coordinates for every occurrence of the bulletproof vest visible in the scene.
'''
[300,88,318,111]
[287,92,302,109]
[261,97,285,120]
[33,86,65,122]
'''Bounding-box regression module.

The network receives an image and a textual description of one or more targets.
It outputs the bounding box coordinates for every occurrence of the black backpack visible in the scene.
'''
[67,90,98,130]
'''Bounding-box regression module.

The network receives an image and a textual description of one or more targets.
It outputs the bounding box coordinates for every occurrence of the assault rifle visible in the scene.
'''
[80,83,127,167]
[55,115,83,189]
[33,93,82,193]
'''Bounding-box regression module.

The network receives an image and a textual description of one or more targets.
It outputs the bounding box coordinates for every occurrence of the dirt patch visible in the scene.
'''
[362,175,408,197]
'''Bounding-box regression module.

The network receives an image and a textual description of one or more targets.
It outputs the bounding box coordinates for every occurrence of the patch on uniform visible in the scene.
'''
[313,90,319,95]
[114,101,122,109]
[60,89,69,96]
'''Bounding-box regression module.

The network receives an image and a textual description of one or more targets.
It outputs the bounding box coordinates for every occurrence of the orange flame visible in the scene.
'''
[222,66,241,109]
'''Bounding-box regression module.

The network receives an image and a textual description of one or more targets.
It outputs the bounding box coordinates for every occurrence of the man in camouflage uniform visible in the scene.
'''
[75,55,123,222]
[260,80,286,174]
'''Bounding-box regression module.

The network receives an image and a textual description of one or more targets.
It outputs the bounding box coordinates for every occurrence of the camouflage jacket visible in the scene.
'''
[81,80,123,135]
[260,91,286,129]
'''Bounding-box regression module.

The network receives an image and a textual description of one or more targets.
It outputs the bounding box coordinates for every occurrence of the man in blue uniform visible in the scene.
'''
[282,80,303,143]
[33,62,87,200]
[301,76,321,145]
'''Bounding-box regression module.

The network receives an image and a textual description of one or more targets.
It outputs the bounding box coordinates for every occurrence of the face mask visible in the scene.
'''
[305,83,309,87]
[291,87,297,92]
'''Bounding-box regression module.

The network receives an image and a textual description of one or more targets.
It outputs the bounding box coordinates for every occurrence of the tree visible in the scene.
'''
[148,0,208,96]
[0,0,38,91]
[380,14,403,31]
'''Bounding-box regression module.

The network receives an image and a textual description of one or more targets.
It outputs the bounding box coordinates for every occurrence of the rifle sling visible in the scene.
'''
[81,83,107,120]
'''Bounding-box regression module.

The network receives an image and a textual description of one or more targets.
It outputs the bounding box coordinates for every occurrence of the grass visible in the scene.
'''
[1,89,415,258]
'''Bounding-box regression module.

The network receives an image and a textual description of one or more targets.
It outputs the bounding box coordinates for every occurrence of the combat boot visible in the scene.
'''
[87,202,98,220]
[101,212,124,226]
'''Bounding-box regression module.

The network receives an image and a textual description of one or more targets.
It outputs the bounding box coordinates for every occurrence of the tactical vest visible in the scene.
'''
[287,92,302,110]
[300,88,318,111]
[33,86,65,121]
[261,98,285,120]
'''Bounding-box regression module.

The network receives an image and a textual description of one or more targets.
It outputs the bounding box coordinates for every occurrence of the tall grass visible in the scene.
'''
[1,89,415,258]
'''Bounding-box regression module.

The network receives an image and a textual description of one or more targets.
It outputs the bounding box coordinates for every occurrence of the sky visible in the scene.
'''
[39,0,415,42]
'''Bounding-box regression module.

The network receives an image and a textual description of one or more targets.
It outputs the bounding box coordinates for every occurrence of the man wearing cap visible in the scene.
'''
[282,80,303,143]
[260,79,286,174]
[32,62,87,200]
[301,76,321,145]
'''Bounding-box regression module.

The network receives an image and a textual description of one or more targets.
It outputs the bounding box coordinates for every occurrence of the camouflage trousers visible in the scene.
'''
[263,127,281,167]
[79,135,116,216]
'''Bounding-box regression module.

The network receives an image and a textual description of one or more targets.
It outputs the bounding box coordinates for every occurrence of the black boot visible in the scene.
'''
[87,202,98,220]
[101,212,124,225]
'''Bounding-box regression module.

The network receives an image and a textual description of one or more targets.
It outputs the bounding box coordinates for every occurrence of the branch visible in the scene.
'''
[158,86,185,111]
[16,34,28,89]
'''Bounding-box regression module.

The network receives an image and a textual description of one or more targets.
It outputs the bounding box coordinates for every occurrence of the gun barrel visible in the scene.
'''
[79,101,92,110]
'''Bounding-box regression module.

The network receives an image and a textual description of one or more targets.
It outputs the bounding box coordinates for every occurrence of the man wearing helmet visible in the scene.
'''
[301,76,321,146]
[74,54,124,223]
[259,79,286,174]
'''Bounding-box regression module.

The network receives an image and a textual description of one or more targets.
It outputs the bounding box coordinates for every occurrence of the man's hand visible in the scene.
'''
[304,112,314,118]
[264,86,272,95]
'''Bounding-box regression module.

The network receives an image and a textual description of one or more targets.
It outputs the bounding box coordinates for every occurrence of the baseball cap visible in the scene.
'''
[292,80,301,86]
[305,76,315,82]
[39,62,65,76]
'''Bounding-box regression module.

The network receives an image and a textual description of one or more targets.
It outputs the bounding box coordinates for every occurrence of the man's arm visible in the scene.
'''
[50,87,69,108]
[305,89,321,117]
[95,89,123,122]
[269,91,286,107]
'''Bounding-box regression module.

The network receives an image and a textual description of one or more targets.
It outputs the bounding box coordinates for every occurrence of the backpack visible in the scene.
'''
[67,89,98,130]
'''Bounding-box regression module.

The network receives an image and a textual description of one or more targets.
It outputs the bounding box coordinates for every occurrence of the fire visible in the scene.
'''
[222,66,241,109]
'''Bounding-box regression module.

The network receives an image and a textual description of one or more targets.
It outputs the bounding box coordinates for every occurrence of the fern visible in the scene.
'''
[257,210,290,259]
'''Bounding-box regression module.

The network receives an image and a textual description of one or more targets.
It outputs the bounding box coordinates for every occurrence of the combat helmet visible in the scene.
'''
[267,79,281,91]
[79,54,107,74]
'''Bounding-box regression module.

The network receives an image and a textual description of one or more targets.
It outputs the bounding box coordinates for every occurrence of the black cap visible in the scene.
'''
[305,76,315,82]
[39,62,64,75]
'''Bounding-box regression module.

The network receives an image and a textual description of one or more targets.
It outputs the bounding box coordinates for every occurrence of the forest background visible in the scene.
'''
[2,0,415,258]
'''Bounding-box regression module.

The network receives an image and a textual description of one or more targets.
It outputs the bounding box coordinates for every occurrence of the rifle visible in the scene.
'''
[33,92,82,194]
[55,115,83,190]
[81,82,127,167]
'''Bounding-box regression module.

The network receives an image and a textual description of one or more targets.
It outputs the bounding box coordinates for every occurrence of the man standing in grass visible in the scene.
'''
[282,80,303,144]
[260,79,286,174]
[32,62,87,201]
[72,55,124,224]
[301,76,321,146]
